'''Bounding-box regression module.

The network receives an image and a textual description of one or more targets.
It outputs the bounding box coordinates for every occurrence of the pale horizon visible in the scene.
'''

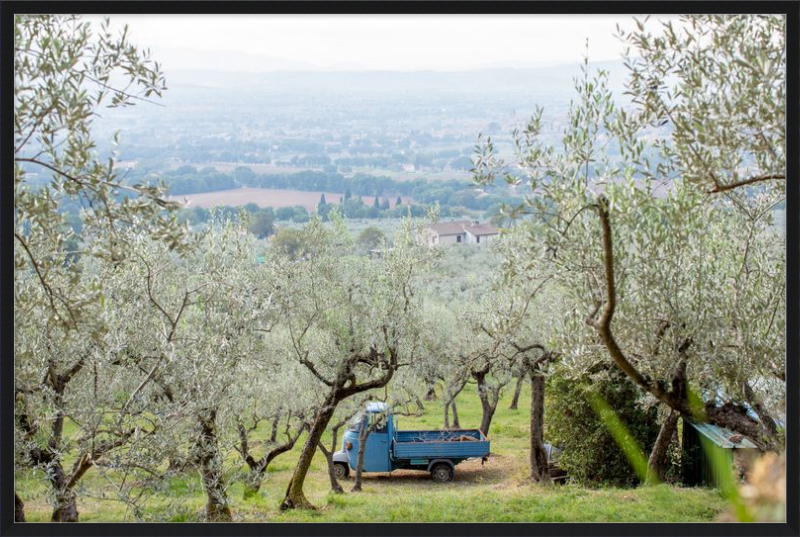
[84,14,684,73]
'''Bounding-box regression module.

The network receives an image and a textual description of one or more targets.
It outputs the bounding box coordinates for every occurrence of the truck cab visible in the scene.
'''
[333,402,490,482]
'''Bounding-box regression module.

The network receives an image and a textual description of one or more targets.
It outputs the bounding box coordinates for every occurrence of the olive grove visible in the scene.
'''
[13,12,786,523]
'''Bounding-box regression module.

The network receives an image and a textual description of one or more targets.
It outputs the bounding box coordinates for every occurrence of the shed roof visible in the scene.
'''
[685,419,758,449]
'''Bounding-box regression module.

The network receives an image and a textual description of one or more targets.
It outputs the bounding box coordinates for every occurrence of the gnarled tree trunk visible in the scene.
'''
[20,358,131,523]
[478,395,495,436]
[195,409,232,522]
[317,441,344,494]
[317,414,353,494]
[451,400,460,429]
[269,414,281,444]
[646,408,678,485]
[282,393,338,510]
[444,399,462,430]
[474,371,505,437]
[281,345,397,510]
[351,415,372,492]
[509,372,525,410]
[443,377,467,429]
[529,372,550,484]
[49,462,79,522]
[238,416,305,499]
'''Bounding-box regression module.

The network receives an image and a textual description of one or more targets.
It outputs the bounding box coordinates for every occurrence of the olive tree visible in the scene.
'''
[416,301,469,429]
[14,15,186,521]
[232,357,314,500]
[14,15,186,326]
[617,15,785,195]
[100,221,267,521]
[15,267,159,522]
[476,235,567,482]
[260,215,435,510]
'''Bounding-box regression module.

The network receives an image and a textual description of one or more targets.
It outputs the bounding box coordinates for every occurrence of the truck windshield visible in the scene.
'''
[347,413,363,432]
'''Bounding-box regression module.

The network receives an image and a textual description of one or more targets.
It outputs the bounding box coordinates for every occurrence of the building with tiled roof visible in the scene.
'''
[424,220,498,246]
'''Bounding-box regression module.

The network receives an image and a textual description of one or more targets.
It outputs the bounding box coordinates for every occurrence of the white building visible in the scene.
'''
[464,222,499,245]
[424,220,498,246]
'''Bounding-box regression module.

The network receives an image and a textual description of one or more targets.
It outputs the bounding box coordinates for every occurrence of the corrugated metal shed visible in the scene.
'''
[682,418,758,488]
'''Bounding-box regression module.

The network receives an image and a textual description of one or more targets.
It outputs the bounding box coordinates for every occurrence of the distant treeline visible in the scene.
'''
[157,166,524,213]
[178,198,438,233]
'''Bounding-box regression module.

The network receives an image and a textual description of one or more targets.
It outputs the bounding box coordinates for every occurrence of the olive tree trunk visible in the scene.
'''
[281,346,396,510]
[529,372,551,484]
[474,371,506,437]
[646,409,679,485]
[444,399,462,430]
[509,372,525,410]
[351,417,370,492]
[49,462,79,522]
[317,415,353,494]
[478,390,497,436]
[238,417,305,499]
[195,409,232,522]
[352,416,383,492]
[317,441,345,494]
[281,393,338,510]
[443,377,467,429]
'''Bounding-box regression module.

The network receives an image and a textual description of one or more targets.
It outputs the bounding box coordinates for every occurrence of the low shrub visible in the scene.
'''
[546,365,660,487]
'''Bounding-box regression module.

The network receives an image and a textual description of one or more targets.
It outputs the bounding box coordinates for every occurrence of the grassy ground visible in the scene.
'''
[15,383,727,522]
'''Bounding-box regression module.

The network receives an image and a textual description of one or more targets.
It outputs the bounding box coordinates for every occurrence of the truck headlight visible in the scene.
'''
[346,442,353,450]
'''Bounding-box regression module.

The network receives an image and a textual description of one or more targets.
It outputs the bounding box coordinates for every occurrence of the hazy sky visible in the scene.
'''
[85,14,682,72]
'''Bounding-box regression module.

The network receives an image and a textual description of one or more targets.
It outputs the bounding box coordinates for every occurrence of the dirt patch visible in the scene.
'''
[348,453,524,487]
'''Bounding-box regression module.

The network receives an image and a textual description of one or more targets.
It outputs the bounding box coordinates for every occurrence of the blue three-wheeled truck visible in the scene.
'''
[333,402,491,482]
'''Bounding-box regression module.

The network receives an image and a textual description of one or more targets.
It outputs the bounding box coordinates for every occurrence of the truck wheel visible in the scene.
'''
[334,462,350,479]
[431,463,454,483]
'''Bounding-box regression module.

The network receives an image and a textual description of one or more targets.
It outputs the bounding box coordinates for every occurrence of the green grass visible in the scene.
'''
[15,383,727,522]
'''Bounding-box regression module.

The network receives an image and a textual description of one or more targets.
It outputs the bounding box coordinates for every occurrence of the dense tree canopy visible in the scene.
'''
[474,15,785,449]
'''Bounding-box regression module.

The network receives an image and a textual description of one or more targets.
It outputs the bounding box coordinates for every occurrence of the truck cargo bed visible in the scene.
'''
[393,429,490,460]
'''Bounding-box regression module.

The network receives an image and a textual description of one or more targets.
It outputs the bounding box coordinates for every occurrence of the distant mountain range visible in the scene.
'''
[153,47,328,73]
[162,59,630,96]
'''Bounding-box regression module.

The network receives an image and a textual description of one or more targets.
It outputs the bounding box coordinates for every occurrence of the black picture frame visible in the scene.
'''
[2,2,797,536]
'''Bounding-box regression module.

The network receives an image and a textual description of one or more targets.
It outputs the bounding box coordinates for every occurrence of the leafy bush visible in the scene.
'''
[546,365,660,487]
[356,226,386,251]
